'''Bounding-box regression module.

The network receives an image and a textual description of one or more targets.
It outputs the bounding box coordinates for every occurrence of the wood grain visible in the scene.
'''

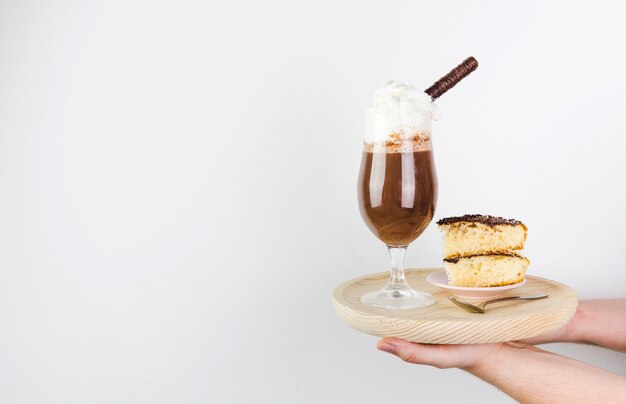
[332,269,578,344]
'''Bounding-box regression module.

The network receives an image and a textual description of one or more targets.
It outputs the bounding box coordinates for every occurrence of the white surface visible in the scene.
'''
[426,270,526,300]
[0,1,625,403]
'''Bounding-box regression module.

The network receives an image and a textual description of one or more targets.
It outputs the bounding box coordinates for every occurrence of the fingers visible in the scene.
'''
[518,334,555,346]
[520,304,581,346]
[517,324,568,346]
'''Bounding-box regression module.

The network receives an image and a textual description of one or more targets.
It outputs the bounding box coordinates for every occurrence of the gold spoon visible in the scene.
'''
[448,293,548,314]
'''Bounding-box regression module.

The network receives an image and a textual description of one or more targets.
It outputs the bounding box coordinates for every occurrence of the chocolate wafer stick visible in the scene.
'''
[425,57,478,100]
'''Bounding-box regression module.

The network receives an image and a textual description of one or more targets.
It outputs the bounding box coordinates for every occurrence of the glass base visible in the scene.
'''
[361,286,436,309]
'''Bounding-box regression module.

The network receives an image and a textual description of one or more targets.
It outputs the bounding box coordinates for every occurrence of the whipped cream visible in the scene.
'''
[364,81,439,143]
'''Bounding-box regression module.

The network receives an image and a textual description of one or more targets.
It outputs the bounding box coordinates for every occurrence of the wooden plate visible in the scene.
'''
[332,269,578,344]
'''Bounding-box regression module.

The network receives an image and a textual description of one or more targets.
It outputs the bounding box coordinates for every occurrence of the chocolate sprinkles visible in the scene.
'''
[436,214,522,227]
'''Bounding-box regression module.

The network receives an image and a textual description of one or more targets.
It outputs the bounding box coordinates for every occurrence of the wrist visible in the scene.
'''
[464,342,543,382]
[463,342,516,375]
[566,301,588,344]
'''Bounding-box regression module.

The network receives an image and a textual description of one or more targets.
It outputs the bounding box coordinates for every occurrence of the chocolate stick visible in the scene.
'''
[425,57,478,100]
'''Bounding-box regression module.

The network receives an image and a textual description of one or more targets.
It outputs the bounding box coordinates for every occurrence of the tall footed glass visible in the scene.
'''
[357,135,437,309]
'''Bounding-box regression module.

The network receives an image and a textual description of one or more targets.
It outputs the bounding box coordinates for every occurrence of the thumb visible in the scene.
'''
[377,337,452,368]
[377,337,505,370]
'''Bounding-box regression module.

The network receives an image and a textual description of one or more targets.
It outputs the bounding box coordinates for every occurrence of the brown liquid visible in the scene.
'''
[358,149,437,246]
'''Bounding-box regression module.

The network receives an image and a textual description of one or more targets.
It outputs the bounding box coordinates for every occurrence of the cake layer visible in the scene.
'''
[444,253,529,287]
[437,215,527,259]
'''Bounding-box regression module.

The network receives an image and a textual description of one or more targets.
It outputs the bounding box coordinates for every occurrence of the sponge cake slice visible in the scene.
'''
[437,214,527,259]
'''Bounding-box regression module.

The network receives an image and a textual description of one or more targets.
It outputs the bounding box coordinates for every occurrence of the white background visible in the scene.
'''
[1,1,625,403]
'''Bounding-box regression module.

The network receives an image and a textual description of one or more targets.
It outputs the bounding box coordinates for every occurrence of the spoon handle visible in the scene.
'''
[483,293,548,307]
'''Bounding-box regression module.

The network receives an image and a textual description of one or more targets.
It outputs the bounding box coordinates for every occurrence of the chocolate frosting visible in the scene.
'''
[443,251,525,263]
[436,214,522,227]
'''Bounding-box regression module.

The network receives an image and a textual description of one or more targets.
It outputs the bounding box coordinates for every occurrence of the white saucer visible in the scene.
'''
[426,270,526,300]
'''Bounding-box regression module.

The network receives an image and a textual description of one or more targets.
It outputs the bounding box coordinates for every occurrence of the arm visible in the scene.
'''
[468,342,626,403]
[522,299,626,351]
[378,339,626,404]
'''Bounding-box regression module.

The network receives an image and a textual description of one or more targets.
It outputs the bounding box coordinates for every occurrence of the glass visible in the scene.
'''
[357,137,437,309]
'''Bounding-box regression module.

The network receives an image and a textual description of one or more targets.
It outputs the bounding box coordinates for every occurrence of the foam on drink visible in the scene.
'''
[364,81,439,152]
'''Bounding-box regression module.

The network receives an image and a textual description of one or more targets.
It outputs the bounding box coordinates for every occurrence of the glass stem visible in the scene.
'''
[386,246,409,290]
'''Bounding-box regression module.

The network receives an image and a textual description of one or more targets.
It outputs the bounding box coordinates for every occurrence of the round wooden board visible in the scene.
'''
[333,269,578,344]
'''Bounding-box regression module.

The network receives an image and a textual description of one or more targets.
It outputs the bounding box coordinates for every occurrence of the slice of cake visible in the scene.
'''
[437,214,530,287]
[443,252,530,287]
[437,214,528,259]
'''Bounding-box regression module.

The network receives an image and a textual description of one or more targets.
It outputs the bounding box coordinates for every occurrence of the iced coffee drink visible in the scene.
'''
[358,81,439,308]
[356,58,478,309]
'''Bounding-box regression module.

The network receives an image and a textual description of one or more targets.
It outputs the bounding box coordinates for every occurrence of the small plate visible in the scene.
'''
[426,270,526,300]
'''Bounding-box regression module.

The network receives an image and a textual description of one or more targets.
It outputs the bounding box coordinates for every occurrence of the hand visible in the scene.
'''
[378,337,626,404]
[377,338,509,371]
[378,301,584,369]
[518,304,581,346]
